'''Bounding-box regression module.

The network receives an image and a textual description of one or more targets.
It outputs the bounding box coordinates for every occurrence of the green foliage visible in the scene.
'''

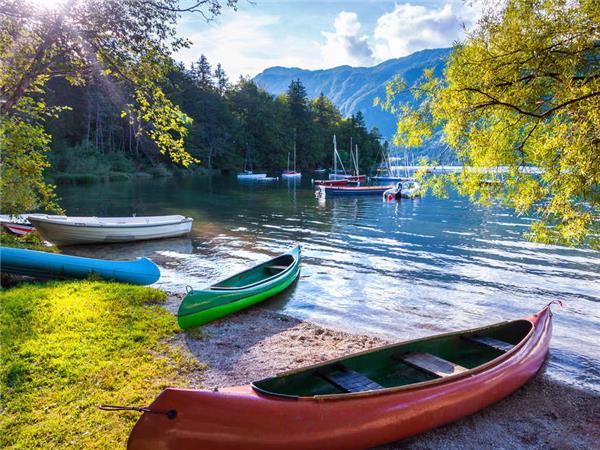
[379,0,600,248]
[0,281,202,448]
[0,0,236,210]
[0,229,55,252]
[0,100,62,214]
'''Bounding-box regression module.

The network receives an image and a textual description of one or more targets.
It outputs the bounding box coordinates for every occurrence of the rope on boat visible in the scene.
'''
[99,404,177,420]
[546,299,565,309]
[185,285,193,294]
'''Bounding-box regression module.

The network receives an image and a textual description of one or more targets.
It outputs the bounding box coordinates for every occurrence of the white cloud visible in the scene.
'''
[373,3,463,61]
[176,12,321,80]
[321,11,375,67]
[174,2,484,78]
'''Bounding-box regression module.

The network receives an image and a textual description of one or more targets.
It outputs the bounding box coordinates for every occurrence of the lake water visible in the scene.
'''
[57,174,600,392]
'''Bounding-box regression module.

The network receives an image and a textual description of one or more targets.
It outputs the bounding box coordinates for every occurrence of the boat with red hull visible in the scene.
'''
[314,179,349,187]
[125,304,557,450]
[0,215,35,235]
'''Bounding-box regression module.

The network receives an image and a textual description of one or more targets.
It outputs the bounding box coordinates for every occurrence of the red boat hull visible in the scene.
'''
[346,175,366,182]
[127,307,553,450]
[314,179,348,186]
[1,223,34,235]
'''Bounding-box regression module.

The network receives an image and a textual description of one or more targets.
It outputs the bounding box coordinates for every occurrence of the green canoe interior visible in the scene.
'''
[178,254,297,317]
[252,319,533,398]
[213,254,295,289]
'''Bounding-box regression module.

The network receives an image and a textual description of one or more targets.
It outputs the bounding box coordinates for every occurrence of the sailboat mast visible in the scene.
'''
[350,136,353,174]
[355,144,359,176]
[293,142,297,172]
[333,135,337,176]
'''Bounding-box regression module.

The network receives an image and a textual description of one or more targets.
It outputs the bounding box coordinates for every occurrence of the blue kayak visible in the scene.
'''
[0,247,160,285]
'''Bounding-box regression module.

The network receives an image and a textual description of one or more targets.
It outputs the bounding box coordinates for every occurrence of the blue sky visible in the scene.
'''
[176,0,483,79]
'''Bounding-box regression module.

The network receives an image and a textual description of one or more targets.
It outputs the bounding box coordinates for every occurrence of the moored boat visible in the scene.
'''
[126,304,558,449]
[0,214,35,235]
[177,245,301,329]
[399,180,422,198]
[318,184,393,197]
[314,179,348,187]
[0,247,160,285]
[26,214,193,246]
[281,144,302,178]
[237,171,268,180]
[281,171,301,178]
[383,181,422,200]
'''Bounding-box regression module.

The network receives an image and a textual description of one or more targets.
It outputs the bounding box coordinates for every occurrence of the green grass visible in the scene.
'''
[0,281,203,449]
[0,229,57,252]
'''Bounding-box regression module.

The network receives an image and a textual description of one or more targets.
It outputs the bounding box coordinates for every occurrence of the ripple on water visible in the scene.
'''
[57,176,600,391]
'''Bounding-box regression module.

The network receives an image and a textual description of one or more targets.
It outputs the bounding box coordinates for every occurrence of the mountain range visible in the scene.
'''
[254,47,452,142]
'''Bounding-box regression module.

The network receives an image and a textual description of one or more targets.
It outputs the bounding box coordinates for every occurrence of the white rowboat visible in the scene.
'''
[27,214,193,246]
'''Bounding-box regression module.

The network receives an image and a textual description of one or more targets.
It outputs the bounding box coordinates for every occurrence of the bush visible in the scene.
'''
[47,143,137,181]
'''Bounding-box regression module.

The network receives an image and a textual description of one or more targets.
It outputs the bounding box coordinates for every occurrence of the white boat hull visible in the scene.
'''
[27,215,193,246]
[237,173,267,180]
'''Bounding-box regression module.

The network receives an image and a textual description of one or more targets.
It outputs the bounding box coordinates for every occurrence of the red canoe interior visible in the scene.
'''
[252,319,533,398]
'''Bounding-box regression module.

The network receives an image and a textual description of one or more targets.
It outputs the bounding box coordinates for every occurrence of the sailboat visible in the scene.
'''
[237,143,267,180]
[371,147,415,182]
[327,135,366,182]
[282,142,301,178]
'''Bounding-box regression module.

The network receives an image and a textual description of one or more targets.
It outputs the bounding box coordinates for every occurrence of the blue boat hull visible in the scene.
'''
[323,187,390,196]
[0,247,160,285]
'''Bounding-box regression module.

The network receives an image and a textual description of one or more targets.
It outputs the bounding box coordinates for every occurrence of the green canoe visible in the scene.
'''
[177,245,301,329]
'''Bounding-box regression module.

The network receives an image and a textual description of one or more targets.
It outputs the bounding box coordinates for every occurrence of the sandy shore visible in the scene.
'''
[166,296,599,449]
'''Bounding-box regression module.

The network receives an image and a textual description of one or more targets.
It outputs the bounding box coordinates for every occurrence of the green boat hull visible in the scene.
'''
[177,246,301,329]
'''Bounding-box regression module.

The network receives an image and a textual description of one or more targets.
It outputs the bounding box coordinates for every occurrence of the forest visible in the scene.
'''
[44,54,385,183]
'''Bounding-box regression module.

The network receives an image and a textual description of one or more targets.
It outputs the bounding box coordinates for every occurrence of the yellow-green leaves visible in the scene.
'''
[127,82,197,167]
[381,0,600,248]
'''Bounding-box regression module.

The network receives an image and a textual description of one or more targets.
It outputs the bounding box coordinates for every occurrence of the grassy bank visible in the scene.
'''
[0,281,202,448]
[0,230,55,252]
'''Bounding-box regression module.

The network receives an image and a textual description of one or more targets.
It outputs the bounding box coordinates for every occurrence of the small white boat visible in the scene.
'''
[383,181,422,200]
[400,180,422,198]
[26,214,193,246]
[281,143,302,178]
[0,214,35,235]
[237,171,267,180]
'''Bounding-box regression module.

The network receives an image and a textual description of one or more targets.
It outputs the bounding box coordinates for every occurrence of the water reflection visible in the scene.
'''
[57,175,600,392]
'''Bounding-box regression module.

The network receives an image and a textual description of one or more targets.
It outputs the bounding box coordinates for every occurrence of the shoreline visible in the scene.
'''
[166,295,600,449]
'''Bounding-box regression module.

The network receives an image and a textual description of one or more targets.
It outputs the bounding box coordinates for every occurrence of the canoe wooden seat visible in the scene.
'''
[320,365,383,393]
[399,352,467,378]
[464,335,514,353]
[266,265,288,272]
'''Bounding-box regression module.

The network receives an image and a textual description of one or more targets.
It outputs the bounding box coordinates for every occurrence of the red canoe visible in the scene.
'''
[126,304,557,450]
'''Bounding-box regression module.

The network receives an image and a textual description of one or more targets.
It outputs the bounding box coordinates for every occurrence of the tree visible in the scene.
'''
[0,0,236,213]
[192,54,214,91]
[214,63,228,95]
[378,0,599,248]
